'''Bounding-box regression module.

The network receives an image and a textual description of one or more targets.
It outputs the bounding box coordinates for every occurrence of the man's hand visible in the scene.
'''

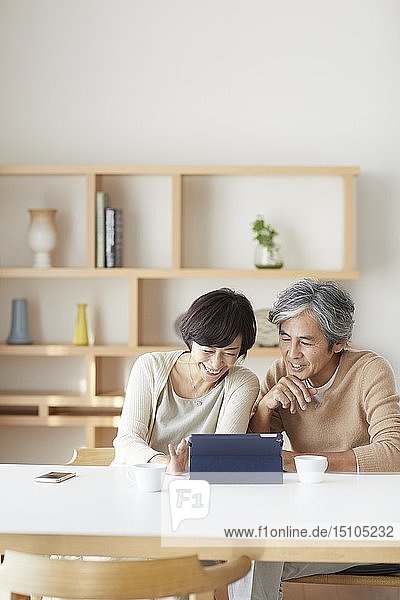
[262,376,316,414]
[250,377,316,433]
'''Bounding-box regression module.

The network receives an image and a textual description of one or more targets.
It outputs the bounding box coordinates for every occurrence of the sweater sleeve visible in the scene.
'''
[259,360,285,433]
[112,354,166,465]
[353,356,400,472]
[216,367,260,433]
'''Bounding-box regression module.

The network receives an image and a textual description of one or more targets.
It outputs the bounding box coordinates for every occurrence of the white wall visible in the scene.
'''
[1,0,399,462]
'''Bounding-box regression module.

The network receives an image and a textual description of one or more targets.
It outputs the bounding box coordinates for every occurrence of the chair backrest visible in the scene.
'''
[0,550,251,599]
[290,573,400,588]
[66,447,115,466]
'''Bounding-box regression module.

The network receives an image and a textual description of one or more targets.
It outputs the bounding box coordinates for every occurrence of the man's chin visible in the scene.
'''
[287,368,308,380]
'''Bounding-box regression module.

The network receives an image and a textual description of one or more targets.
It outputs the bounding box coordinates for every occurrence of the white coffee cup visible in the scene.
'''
[294,455,328,484]
[128,463,167,492]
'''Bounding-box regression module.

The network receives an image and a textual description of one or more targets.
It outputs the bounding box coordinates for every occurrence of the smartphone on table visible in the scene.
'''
[34,471,76,483]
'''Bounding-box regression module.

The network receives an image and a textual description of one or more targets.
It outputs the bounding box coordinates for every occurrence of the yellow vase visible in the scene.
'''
[73,303,89,346]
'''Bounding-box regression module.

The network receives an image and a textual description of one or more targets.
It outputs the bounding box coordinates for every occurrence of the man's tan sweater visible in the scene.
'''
[262,349,400,472]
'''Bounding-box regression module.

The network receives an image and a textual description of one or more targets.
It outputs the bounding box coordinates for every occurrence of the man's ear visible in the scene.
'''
[333,342,346,354]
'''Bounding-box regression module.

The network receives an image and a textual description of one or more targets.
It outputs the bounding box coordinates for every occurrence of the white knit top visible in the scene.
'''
[112,350,260,465]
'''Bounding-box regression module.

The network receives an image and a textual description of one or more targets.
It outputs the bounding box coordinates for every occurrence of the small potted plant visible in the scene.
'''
[251,215,283,269]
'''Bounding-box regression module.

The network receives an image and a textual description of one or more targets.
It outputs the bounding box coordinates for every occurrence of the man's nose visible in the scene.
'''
[288,340,302,358]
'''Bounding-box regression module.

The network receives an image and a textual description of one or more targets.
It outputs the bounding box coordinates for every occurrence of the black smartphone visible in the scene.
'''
[34,471,76,483]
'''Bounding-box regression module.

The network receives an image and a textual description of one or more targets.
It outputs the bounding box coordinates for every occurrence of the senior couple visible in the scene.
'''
[112,279,400,600]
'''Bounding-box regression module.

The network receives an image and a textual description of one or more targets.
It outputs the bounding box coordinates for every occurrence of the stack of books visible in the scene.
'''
[96,192,123,268]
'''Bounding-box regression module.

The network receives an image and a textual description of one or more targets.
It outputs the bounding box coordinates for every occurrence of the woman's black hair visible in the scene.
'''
[179,288,256,358]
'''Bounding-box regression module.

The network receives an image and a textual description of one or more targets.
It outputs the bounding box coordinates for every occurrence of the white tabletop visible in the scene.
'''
[1,464,399,563]
[0,464,161,536]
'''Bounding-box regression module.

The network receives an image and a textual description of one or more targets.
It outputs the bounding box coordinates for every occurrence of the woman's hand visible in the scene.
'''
[167,438,189,474]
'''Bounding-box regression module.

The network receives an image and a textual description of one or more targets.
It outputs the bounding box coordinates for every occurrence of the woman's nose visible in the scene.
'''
[209,353,223,368]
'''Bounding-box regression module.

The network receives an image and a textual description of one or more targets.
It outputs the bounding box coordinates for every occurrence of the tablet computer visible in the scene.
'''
[189,433,283,484]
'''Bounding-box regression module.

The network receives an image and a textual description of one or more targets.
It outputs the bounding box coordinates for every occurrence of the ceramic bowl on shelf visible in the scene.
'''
[174,313,185,339]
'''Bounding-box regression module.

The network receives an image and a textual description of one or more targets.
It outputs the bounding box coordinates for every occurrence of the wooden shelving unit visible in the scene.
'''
[0,164,359,445]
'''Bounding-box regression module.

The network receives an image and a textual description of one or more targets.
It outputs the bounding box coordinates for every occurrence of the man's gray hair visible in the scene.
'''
[269,278,355,350]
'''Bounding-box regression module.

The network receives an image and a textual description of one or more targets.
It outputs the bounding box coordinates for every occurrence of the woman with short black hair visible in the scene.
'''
[113,288,259,474]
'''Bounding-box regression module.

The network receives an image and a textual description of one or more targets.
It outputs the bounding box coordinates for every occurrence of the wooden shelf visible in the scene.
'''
[0,267,359,279]
[0,268,129,278]
[0,414,120,429]
[0,164,359,446]
[0,164,360,176]
[0,344,281,358]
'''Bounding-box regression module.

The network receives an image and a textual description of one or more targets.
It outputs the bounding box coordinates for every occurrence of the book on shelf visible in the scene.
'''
[105,207,123,268]
[95,191,109,268]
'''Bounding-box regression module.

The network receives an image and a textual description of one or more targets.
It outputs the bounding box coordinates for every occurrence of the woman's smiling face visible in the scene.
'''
[279,311,345,387]
[190,335,242,384]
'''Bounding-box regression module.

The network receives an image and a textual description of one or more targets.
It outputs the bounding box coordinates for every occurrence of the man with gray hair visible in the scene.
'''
[230,278,400,599]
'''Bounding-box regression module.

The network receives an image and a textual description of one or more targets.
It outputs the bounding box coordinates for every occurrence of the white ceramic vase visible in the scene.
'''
[28,209,57,268]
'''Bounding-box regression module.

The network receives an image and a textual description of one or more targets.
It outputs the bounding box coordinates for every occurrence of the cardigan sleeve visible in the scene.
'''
[216,367,260,433]
[352,356,400,472]
[112,354,166,465]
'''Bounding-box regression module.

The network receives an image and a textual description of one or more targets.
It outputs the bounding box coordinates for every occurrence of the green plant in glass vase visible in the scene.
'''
[251,215,284,269]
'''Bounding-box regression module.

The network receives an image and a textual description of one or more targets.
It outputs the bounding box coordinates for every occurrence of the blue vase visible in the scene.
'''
[7,298,33,344]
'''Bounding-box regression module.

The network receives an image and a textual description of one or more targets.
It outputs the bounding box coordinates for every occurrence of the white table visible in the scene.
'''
[0,464,399,564]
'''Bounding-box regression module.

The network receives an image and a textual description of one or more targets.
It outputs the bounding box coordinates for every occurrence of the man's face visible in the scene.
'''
[279,311,345,387]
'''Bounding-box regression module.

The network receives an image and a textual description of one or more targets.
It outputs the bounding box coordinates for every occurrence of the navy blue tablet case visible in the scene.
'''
[189,433,283,484]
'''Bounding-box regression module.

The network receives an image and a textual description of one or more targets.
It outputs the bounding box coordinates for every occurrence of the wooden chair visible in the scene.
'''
[0,550,251,600]
[66,447,115,466]
[290,572,400,587]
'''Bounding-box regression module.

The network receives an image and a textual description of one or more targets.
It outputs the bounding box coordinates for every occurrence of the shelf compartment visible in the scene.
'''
[0,393,123,419]
[97,174,173,268]
[182,174,353,270]
[94,356,133,397]
[0,278,130,346]
[0,175,87,268]
[0,393,87,417]
[137,277,356,349]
